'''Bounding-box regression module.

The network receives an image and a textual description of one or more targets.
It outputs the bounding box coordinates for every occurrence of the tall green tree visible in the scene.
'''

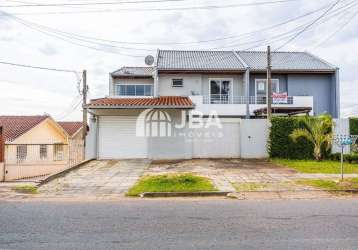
[290,115,333,161]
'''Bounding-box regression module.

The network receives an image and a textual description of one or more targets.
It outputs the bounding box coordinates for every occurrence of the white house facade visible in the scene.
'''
[86,50,340,160]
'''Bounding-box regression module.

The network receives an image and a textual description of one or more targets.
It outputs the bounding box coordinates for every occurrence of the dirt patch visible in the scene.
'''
[149,159,297,174]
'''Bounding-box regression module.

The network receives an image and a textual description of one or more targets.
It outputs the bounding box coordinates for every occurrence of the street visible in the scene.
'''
[0,199,358,249]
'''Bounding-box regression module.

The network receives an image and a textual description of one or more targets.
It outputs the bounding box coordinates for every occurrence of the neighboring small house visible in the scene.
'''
[58,121,85,167]
[58,121,83,141]
[0,116,84,181]
[86,50,340,160]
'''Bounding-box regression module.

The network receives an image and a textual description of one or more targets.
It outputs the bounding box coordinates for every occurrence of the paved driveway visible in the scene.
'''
[38,160,150,199]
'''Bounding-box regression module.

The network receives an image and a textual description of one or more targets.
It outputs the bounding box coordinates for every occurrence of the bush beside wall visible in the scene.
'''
[350,118,358,136]
[269,117,314,159]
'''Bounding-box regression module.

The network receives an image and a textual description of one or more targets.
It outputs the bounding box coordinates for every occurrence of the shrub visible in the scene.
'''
[350,118,358,136]
[350,118,358,153]
[330,153,358,164]
[269,116,332,160]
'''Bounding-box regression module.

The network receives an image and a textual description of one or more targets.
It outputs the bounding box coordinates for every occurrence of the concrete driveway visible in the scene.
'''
[38,160,150,199]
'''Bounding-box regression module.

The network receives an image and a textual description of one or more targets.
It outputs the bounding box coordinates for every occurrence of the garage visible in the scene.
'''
[98,116,148,159]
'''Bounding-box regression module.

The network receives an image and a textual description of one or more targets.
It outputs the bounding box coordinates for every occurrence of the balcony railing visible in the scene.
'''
[203,95,294,105]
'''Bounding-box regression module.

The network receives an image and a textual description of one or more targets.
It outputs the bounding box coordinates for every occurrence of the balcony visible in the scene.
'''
[190,95,314,116]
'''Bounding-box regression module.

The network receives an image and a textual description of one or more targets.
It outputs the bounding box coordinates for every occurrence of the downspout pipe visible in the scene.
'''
[335,68,340,119]
[245,68,251,119]
[232,50,250,119]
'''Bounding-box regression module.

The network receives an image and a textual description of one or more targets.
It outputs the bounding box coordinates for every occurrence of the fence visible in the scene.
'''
[202,95,294,105]
[3,140,84,181]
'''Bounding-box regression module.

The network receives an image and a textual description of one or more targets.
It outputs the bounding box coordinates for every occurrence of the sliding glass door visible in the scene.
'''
[210,79,232,104]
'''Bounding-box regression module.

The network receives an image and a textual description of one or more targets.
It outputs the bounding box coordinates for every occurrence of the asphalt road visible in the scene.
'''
[0,199,358,249]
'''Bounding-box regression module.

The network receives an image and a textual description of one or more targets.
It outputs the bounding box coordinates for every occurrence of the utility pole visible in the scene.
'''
[267,45,272,120]
[82,70,88,141]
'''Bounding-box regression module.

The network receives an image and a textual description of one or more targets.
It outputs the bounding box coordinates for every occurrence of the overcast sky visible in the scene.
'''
[0,0,357,121]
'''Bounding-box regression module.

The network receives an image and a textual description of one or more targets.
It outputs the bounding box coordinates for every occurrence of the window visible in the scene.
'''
[172,79,183,88]
[209,79,232,104]
[255,79,280,97]
[54,144,64,161]
[16,145,27,163]
[40,145,47,160]
[115,84,153,96]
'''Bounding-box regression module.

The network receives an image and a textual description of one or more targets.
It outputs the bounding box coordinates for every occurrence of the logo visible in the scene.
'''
[136,109,173,137]
[136,109,223,138]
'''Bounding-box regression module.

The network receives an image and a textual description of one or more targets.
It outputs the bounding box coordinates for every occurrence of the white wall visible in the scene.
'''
[85,117,98,160]
[158,74,202,96]
[158,73,245,97]
[92,110,270,160]
[240,119,269,159]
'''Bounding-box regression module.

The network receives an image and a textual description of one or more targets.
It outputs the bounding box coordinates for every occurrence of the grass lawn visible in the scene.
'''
[272,159,358,174]
[126,174,217,197]
[296,178,358,191]
[12,185,38,194]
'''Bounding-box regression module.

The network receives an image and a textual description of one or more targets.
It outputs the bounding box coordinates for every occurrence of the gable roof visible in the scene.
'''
[156,50,336,72]
[0,115,49,142]
[157,50,246,71]
[236,51,336,71]
[111,67,154,77]
[57,121,83,137]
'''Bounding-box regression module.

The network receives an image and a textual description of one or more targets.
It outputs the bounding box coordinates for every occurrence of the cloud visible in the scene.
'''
[0,0,357,119]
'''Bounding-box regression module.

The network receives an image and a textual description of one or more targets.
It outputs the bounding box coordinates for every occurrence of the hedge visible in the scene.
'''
[331,153,358,164]
[269,116,332,159]
[269,117,314,159]
[350,118,358,136]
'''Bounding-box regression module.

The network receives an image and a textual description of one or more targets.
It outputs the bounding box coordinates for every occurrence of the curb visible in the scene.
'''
[140,191,231,198]
[37,159,95,187]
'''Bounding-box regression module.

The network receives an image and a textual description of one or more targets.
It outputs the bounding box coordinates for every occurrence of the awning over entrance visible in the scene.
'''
[253,107,312,117]
[87,96,195,109]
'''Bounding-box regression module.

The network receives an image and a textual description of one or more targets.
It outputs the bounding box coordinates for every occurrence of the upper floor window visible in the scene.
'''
[255,79,279,97]
[172,79,184,88]
[115,84,153,96]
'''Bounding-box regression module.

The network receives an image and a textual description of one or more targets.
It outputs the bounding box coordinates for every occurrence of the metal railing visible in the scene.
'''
[3,141,85,181]
[203,95,294,105]
[5,144,69,165]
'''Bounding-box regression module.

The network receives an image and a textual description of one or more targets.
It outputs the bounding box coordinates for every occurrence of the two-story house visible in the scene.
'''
[87,50,340,160]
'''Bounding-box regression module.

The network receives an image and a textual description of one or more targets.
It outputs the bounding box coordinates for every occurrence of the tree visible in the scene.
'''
[290,115,333,161]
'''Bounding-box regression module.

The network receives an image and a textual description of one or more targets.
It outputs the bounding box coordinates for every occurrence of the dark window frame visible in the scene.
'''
[172,79,184,88]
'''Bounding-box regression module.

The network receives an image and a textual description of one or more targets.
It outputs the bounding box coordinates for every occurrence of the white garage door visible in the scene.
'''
[192,120,240,158]
[98,116,147,159]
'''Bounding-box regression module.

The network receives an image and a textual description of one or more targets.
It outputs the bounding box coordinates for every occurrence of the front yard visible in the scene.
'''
[296,178,358,191]
[272,159,358,174]
[126,174,217,197]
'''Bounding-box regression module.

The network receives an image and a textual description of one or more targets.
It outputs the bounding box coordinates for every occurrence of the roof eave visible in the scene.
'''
[87,105,195,109]
[249,69,336,73]
[157,69,246,73]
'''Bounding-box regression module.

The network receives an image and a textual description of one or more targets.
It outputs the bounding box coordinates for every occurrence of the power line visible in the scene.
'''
[231,0,358,50]
[0,0,299,14]
[0,60,79,73]
[274,0,343,50]
[0,3,329,49]
[3,14,147,57]
[0,0,190,7]
[310,8,358,49]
